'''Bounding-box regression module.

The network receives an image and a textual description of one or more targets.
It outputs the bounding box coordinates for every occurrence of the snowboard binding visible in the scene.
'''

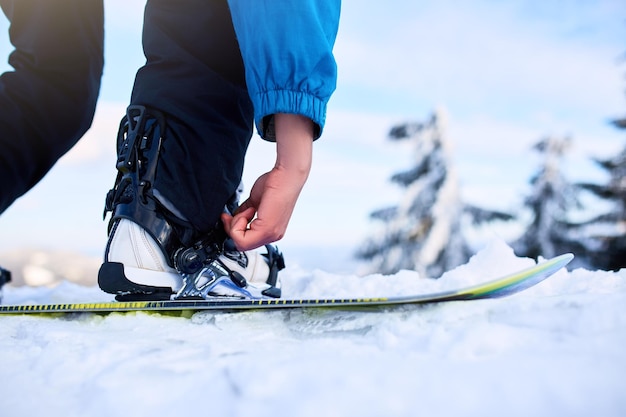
[104,105,208,267]
[174,241,284,300]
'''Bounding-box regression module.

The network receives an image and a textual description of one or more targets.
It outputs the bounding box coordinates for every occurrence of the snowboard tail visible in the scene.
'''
[0,254,573,315]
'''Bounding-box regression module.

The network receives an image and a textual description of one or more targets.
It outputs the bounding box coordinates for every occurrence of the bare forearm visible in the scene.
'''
[274,113,314,179]
[222,113,315,250]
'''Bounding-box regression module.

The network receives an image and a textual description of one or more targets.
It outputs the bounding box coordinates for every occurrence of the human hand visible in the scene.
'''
[222,114,314,251]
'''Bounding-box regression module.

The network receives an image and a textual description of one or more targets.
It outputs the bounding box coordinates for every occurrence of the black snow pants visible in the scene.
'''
[0,0,104,214]
[129,0,254,235]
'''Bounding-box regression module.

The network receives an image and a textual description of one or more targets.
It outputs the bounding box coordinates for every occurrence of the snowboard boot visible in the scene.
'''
[0,265,11,304]
[98,105,284,301]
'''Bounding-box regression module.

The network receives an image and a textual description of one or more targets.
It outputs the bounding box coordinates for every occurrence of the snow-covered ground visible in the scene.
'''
[1,240,625,417]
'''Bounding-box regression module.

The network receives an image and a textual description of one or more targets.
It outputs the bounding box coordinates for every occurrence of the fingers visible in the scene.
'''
[221,208,284,251]
[222,207,253,238]
[221,172,295,251]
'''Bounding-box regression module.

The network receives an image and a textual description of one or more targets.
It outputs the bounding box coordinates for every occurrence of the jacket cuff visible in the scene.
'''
[254,89,326,141]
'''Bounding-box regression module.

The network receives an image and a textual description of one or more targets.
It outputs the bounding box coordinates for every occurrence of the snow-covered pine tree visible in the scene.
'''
[356,109,513,277]
[575,123,626,270]
[356,110,465,277]
[512,136,586,261]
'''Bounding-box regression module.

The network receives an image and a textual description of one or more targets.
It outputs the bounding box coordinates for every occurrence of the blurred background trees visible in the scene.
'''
[357,108,626,276]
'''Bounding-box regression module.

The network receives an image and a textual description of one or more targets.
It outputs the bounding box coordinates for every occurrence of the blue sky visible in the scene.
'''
[0,0,624,272]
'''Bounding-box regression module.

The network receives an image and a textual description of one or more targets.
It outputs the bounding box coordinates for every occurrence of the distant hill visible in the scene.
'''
[0,248,100,287]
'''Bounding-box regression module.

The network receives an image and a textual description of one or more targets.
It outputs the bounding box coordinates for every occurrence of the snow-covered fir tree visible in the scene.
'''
[572,61,626,270]
[356,110,513,278]
[512,136,586,262]
[575,123,626,270]
[356,110,464,277]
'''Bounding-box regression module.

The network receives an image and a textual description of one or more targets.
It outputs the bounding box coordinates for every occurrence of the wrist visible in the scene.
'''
[274,113,313,178]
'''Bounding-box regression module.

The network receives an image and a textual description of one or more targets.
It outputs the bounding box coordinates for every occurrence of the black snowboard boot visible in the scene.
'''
[0,265,11,303]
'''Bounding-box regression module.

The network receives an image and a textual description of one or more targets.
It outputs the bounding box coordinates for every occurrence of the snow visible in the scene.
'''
[1,240,625,417]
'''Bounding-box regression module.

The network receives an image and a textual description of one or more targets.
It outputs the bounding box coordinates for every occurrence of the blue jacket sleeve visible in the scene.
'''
[227,0,340,141]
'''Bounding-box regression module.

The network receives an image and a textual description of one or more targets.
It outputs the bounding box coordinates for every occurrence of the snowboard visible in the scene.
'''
[0,253,573,315]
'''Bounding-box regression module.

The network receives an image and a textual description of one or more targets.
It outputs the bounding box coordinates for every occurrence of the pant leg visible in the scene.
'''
[0,0,104,214]
[131,0,253,234]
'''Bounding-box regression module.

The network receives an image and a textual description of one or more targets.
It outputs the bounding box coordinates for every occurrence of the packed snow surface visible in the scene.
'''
[1,240,625,417]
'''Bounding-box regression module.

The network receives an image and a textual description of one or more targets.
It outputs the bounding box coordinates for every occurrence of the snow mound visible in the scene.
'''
[1,241,625,417]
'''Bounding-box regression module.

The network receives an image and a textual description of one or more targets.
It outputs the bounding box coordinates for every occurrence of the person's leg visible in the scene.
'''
[0,0,103,214]
[130,0,253,235]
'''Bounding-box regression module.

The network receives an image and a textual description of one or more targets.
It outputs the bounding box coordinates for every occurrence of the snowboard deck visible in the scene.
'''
[0,254,573,315]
